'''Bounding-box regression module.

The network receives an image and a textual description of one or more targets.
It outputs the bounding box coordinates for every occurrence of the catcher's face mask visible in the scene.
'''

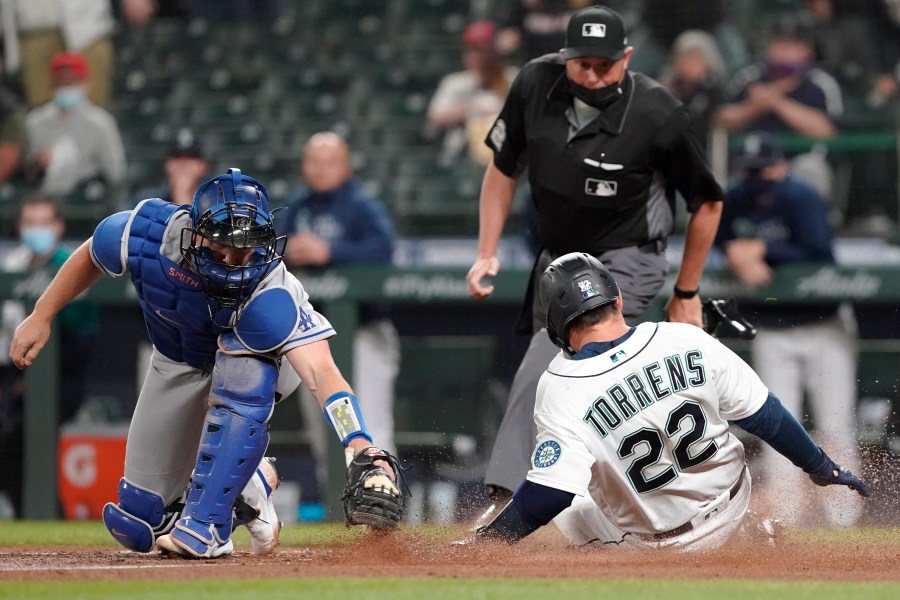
[181,168,285,325]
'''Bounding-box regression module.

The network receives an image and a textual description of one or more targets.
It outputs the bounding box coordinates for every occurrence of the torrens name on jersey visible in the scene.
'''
[582,350,706,437]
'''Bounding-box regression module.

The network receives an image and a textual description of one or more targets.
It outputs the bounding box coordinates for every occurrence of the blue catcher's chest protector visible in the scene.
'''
[126,199,224,369]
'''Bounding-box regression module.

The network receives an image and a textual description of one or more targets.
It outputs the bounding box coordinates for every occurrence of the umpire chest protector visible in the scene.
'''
[488,55,720,254]
[125,199,220,369]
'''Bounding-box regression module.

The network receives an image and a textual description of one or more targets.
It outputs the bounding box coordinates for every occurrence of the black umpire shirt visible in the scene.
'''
[486,54,723,255]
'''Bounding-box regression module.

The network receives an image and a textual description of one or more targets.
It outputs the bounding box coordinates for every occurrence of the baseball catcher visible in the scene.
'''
[9,168,403,558]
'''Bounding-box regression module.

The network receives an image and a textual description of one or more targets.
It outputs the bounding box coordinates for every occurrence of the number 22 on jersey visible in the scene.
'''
[585,400,719,493]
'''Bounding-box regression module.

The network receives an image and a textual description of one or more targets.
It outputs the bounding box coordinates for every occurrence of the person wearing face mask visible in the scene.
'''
[466,5,724,524]
[0,195,100,516]
[714,133,862,528]
[713,15,843,201]
[24,51,126,198]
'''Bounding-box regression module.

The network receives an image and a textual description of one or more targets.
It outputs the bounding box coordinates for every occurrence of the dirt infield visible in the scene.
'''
[1,528,898,582]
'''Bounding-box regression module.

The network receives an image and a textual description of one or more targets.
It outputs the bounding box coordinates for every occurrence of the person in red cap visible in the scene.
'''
[23,50,126,198]
[427,21,519,166]
[1,0,157,108]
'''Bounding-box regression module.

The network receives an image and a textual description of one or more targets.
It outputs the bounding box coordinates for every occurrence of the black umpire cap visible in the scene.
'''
[562,5,628,61]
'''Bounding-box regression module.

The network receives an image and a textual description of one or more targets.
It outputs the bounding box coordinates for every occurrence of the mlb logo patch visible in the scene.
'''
[577,278,597,300]
[585,178,618,197]
[582,23,606,38]
[610,349,627,363]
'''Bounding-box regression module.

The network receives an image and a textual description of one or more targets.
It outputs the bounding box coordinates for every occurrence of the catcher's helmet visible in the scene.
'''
[540,252,619,353]
[181,168,284,321]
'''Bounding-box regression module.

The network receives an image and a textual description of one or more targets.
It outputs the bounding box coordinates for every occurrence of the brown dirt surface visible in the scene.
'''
[1,527,898,582]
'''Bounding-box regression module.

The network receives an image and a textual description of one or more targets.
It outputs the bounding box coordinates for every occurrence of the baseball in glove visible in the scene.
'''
[342,447,406,529]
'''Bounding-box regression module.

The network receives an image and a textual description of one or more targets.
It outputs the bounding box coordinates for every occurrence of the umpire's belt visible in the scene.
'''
[637,239,667,254]
[643,471,745,541]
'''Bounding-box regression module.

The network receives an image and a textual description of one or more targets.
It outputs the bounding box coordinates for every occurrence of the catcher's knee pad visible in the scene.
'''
[210,351,278,424]
[102,478,180,553]
[186,406,270,538]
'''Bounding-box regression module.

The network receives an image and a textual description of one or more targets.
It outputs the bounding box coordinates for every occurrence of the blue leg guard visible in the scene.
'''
[168,352,276,557]
[102,478,180,553]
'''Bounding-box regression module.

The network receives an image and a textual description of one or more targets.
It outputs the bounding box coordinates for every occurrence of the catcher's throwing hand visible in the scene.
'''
[9,313,52,369]
[342,447,406,529]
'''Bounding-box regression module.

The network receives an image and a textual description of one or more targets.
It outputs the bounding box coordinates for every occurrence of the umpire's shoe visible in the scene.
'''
[157,518,234,559]
[234,456,282,555]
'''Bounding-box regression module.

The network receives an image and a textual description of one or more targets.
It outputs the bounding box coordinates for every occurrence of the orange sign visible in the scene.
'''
[57,432,127,520]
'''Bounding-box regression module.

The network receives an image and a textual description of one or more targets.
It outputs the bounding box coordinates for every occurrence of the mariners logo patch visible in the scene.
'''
[533,440,562,468]
[577,278,597,300]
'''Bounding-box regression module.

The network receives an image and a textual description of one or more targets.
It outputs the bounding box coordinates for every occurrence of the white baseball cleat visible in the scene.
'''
[157,518,234,559]
[236,456,282,555]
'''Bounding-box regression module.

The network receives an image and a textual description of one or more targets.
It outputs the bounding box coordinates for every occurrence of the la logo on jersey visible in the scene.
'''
[577,279,597,300]
[533,440,562,468]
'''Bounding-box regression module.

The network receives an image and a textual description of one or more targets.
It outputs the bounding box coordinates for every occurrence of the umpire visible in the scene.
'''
[466,5,724,518]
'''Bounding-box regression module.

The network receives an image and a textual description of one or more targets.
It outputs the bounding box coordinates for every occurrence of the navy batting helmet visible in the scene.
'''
[181,168,284,321]
[540,252,619,353]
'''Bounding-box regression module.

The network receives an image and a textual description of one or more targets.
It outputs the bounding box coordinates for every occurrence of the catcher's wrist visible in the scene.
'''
[673,285,699,299]
[323,391,372,447]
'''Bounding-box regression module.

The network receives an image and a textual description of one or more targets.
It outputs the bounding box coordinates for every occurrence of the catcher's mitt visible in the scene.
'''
[341,447,406,529]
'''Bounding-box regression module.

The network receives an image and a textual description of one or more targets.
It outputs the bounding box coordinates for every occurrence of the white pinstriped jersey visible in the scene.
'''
[526,322,768,535]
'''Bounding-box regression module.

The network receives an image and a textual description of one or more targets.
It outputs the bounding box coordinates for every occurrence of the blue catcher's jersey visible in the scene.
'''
[90,199,335,369]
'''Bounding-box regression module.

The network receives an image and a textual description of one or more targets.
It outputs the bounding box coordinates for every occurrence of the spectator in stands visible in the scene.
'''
[427,21,519,167]
[0,0,156,108]
[805,0,900,112]
[24,51,126,198]
[132,127,211,207]
[715,133,861,528]
[627,0,750,79]
[0,80,26,183]
[713,14,843,201]
[493,0,592,65]
[280,132,399,483]
[0,195,101,515]
[658,30,727,147]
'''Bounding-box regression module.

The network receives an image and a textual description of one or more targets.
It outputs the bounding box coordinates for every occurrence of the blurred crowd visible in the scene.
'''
[0,0,893,240]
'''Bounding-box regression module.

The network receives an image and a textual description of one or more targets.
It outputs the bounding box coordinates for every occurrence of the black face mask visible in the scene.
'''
[568,80,623,109]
